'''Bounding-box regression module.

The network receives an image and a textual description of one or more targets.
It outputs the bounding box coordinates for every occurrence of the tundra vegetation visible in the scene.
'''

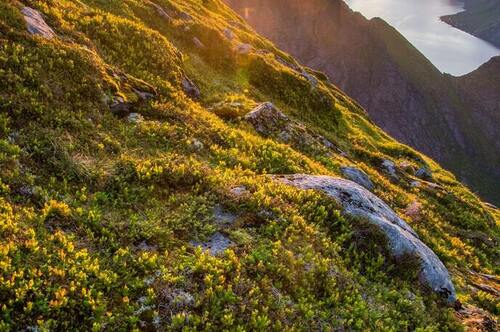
[0,0,498,330]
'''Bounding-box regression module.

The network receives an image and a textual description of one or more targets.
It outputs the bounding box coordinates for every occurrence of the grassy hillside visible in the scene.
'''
[0,0,498,330]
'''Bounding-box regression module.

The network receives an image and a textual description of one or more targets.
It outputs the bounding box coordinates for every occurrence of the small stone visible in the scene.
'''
[148,1,174,22]
[382,159,398,179]
[404,201,423,221]
[133,88,156,101]
[191,138,204,150]
[244,102,289,135]
[7,131,19,144]
[193,37,205,49]
[236,43,252,54]
[110,101,133,116]
[191,232,234,255]
[230,186,249,196]
[182,77,201,99]
[127,113,144,123]
[177,11,193,21]
[416,167,432,180]
[301,71,318,87]
[223,28,234,40]
[22,7,56,39]
[214,205,238,226]
[160,288,195,309]
[20,186,35,197]
[136,241,158,252]
[322,138,335,149]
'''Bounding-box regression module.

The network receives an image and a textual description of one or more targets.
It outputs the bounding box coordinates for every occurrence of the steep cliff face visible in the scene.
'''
[223,0,500,204]
[451,56,500,192]
[442,0,500,47]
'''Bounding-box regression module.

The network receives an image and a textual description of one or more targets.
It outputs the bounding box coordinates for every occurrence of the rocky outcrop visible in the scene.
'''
[244,103,340,155]
[223,0,500,205]
[274,174,457,303]
[22,7,56,39]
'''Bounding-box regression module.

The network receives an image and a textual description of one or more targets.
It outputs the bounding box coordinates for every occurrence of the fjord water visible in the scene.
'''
[345,0,500,76]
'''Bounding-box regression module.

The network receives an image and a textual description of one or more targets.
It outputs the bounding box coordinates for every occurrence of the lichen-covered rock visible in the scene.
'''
[22,7,56,39]
[214,205,238,226]
[244,103,340,155]
[341,166,374,190]
[191,232,234,255]
[274,174,457,303]
[244,102,289,134]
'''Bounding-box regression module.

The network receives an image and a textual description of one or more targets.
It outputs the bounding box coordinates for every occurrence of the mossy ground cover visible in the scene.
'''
[0,0,498,330]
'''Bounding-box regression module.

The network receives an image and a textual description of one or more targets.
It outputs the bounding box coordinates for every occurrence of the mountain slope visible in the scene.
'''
[223,0,500,206]
[0,0,498,330]
[442,0,500,47]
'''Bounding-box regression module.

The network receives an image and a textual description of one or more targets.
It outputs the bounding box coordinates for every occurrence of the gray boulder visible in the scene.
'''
[22,7,56,39]
[274,174,457,303]
[341,166,374,190]
[245,103,342,155]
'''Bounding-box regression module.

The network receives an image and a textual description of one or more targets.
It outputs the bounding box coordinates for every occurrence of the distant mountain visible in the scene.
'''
[441,0,500,47]
[223,0,500,204]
